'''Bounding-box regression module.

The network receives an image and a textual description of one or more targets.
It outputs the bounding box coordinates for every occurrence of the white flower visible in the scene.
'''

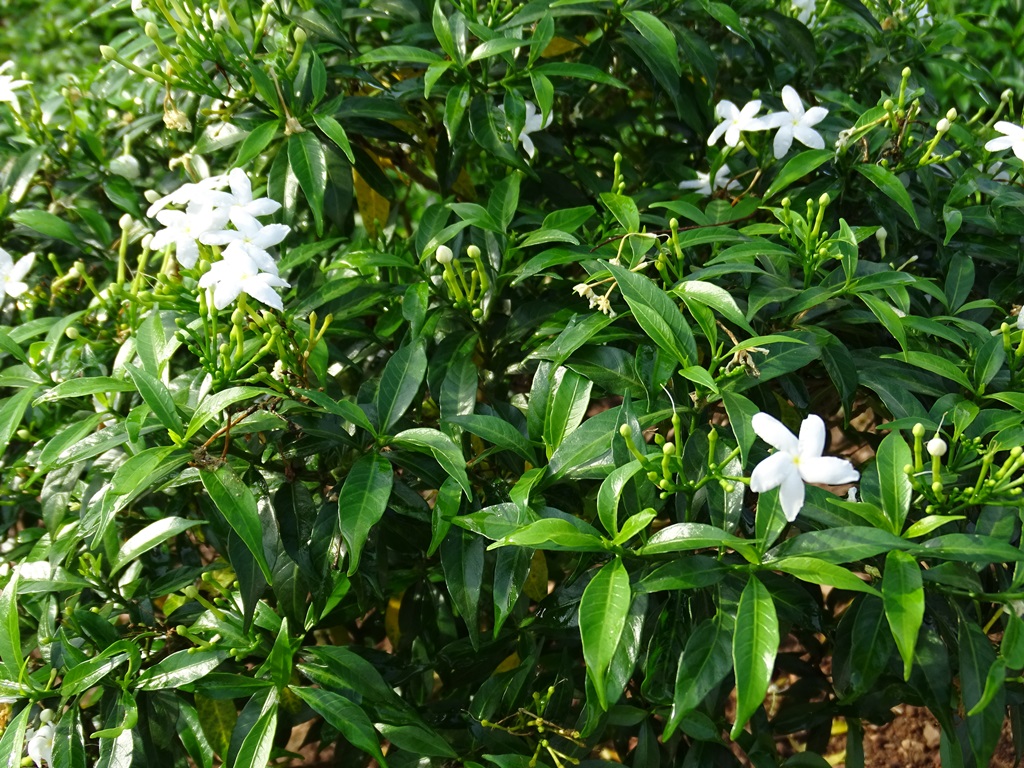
[145,174,230,218]
[0,248,34,298]
[750,413,860,522]
[198,251,290,311]
[200,217,289,273]
[26,720,55,768]
[0,61,31,113]
[678,164,741,196]
[109,154,141,179]
[986,122,1024,161]
[217,168,283,230]
[707,99,766,148]
[791,0,816,24]
[500,101,552,158]
[150,206,230,269]
[1017,306,1024,330]
[762,86,829,159]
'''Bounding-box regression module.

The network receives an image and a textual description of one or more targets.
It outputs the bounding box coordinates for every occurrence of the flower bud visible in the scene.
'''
[912,423,926,438]
[118,213,133,229]
[466,244,481,260]
[435,245,453,265]
[945,107,957,122]
[145,21,160,38]
[293,27,307,45]
[927,437,947,457]
[1002,89,1013,102]
[936,118,950,134]
[110,154,141,179]
[100,45,117,60]
[662,442,674,455]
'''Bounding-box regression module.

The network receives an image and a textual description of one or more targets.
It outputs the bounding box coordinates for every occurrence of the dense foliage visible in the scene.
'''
[2,0,1024,766]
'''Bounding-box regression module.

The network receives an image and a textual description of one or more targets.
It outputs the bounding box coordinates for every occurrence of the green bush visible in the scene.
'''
[2,1,1024,766]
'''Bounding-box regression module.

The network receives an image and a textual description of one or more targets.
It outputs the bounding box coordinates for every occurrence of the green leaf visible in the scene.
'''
[623,10,681,81]
[773,556,880,596]
[392,427,471,496]
[490,518,605,552]
[446,414,535,462]
[110,517,203,576]
[10,209,78,244]
[230,695,277,768]
[546,405,622,481]
[721,390,759,467]
[579,557,631,710]
[124,362,184,437]
[599,192,640,232]
[288,132,328,236]
[135,649,230,690]
[185,386,271,441]
[674,280,755,334]
[959,618,1003,768]
[468,36,530,62]
[375,723,456,758]
[730,575,779,739]
[355,45,444,64]
[875,431,913,533]
[338,453,393,575]
[200,465,272,582]
[0,385,39,460]
[764,149,833,200]
[640,522,757,562]
[636,556,729,593]
[530,63,627,88]
[312,113,355,164]
[375,339,427,433]
[607,262,696,368]
[855,164,920,227]
[292,388,376,435]
[667,614,732,737]
[1001,612,1024,668]
[881,550,924,681]
[882,350,972,390]
[488,172,521,232]
[235,120,280,167]
[0,571,21,679]
[0,706,32,768]
[596,459,645,538]
[440,527,484,648]
[915,533,1024,563]
[766,526,908,564]
[290,687,388,766]
[543,367,592,455]
[35,376,135,404]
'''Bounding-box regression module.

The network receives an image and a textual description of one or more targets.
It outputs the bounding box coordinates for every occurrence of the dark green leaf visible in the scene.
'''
[731,575,779,739]
[580,557,631,709]
[288,132,328,236]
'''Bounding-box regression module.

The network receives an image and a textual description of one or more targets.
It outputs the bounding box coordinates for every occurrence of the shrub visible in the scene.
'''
[2,1,1024,766]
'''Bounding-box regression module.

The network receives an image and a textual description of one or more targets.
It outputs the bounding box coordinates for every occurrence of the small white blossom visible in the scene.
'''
[762,86,829,159]
[200,217,289,273]
[1017,306,1024,330]
[927,437,947,457]
[0,248,34,298]
[218,167,283,230]
[707,99,766,148]
[791,0,816,24]
[0,61,30,113]
[150,206,230,269]
[750,412,860,522]
[500,101,552,159]
[145,174,230,218]
[198,251,290,311]
[678,164,741,196]
[26,717,55,768]
[985,121,1024,161]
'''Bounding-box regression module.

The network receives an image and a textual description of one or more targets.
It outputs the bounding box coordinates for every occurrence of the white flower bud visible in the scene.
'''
[435,245,453,265]
[936,118,950,134]
[927,437,947,457]
[945,107,957,122]
[118,213,133,230]
[100,45,117,60]
[875,226,887,243]
[109,154,140,179]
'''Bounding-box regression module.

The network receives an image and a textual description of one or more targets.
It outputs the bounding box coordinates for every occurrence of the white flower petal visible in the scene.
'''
[750,450,795,492]
[793,124,825,149]
[778,468,806,521]
[773,126,794,158]
[752,412,800,454]
[799,456,860,486]
[781,86,803,116]
[798,414,826,458]
[243,275,286,310]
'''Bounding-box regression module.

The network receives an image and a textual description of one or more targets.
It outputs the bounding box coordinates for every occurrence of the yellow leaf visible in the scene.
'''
[523,550,549,601]
[541,37,582,57]
[493,652,521,675]
[385,590,404,648]
[353,153,391,239]
[195,692,237,759]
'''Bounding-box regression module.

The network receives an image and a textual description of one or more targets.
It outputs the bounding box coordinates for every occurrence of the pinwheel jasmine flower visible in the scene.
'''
[762,86,828,159]
[0,247,34,298]
[26,713,55,768]
[678,164,741,196]
[0,61,30,113]
[145,174,230,218]
[198,251,290,311]
[708,99,766,148]
[217,167,283,229]
[150,206,230,269]
[499,100,552,158]
[750,412,860,522]
[200,217,290,273]
[791,0,816,24]
[985,121,1024,161]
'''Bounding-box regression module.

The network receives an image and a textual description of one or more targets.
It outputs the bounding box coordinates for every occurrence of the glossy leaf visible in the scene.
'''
[579,557,631,710]
[288,131,328,236]
[881,550,924,680]
[375,339,427,433]
[607,262,696,368]
[731,575,779,739]
[201,465,272,582]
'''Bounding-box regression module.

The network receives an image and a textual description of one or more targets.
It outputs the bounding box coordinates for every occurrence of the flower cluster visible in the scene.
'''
[706,86,828,160]
[750,412,860,521]
[147,168,290,311]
